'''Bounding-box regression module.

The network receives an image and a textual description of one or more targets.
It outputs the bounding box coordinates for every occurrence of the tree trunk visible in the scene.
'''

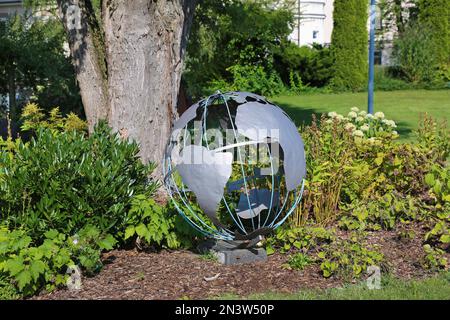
[57,0,196,177]
[57,0,109,131]
[104,0,195,168]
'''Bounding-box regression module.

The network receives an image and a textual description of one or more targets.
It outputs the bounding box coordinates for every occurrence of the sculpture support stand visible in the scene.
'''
[198,237,267,265]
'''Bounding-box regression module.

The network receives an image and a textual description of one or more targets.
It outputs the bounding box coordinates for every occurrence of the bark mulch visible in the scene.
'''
[34,223,443,300]
[35,250,341,300]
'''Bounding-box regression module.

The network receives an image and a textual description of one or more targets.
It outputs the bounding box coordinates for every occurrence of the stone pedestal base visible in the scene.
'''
[198,240,267,265]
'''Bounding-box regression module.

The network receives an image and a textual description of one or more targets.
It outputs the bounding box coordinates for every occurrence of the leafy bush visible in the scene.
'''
[270,108,449,277]
[283,253,313,271]
[0,275,19,300]
[20,103,87,133]
[265,226,335,255]
[422,244,448,270]
[392,22,444,85]
[317,236,384,279]
[0,224,115,297]
[339,194,424,231]
[374,66,413,91]
[417,0,450,70]
[416,114,450,164]
[0,122,157,240]
[206,64,286,97]
[185,0,294,99]
[123,195,198,250]
[276,43,333,88]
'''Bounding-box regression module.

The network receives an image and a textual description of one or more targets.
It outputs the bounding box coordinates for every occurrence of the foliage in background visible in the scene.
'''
[184,0,294,98]
[378,0,418,35]
[392,22,444,85]
[275,43,334,89]
[417,0,450,69]
[0,14,82,121]
[374,66,413,91]
[20,103,87,133]
[330,0,368,91]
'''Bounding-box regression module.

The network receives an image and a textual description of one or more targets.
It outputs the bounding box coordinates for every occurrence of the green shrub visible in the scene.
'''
[330,0,368,91]
[276,43,333,88]
[416,114,450,164]
[283,253,313,271]
[265,226,335,255]
[339,194,424,232]
[0,275,19,300]
[374,66,413,91]
[422,244,448,270]
[185,0,294,99]
[123,195,198,250]
[0,224,115,297]
[317,235,384,279]
[206,64,286,97]
[417,0,450,69]
[0,122,157,240]
[20,103,87,133]
[392,22,446,85]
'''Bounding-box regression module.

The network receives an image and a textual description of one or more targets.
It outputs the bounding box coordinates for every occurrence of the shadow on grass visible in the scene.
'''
[276,102,322,127]
[277,102,415,140]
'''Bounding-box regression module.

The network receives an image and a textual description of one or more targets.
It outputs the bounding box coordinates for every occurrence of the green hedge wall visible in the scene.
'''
[331,0,369,91]
[418,0,450,66]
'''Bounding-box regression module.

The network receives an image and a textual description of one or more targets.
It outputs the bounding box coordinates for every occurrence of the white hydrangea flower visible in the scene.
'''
[366,113,374,119]
[356,116,364,123]
[351,107,360,112]
[379,127,384,132]
[367,137,377,144]
[348,111,358,118]
[359,111,367,116]
[328,111,338,118]
[374,112,385,119]
[352,130,364,137]
[360,124,370,132]
[345,123,356,130]
[336,114,345,121]
[392,130,398,135]
[387,120,397,128]
[325,119,333,124]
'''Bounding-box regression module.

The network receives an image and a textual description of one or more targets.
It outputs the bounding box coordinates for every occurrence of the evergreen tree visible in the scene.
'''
[331,0,369,91]
[418,0,450,66]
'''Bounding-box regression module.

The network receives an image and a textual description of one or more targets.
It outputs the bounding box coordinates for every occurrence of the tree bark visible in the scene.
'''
[57,0,109,131]
[57,0,196,177]
[104,0,195,168]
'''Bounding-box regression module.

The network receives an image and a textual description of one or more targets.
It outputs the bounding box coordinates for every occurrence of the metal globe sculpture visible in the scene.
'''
[163,91,306,245]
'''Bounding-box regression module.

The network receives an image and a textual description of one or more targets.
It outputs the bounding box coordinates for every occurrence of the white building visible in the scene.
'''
[289,0,397,65]
[0,0,24,20]
[289,0,334,47]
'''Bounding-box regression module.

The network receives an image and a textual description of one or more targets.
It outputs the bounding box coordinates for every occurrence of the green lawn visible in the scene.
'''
[272,90,450,140]
[216,273,450,300]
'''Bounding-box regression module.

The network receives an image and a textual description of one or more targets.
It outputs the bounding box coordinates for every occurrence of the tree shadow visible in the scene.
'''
[275,101,324,127]
[276,100,414,139]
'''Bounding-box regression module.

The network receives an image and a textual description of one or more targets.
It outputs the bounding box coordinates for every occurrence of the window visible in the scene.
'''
[313,30,319,39]
[374,50,382,65]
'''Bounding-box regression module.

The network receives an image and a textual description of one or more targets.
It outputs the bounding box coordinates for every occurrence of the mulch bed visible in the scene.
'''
[34,223,444,300]
[34,250,341,300]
